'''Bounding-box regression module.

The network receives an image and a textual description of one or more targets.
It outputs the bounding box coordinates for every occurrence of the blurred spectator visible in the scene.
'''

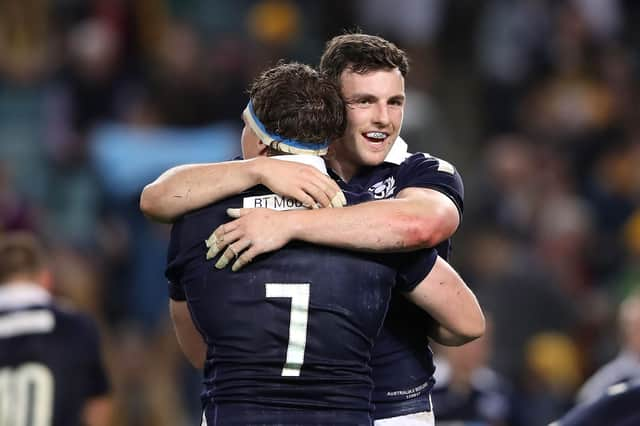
[520,332,583,426]
[354,0,445,46]
[432,320,516,425]
[475,0,550,133]
[0,163,38,233]
[465,226,578,381]
[472,135,543,238]
[0,0,53,85]
[576,292,640,403]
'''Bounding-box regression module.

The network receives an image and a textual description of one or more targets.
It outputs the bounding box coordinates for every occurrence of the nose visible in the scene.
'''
[372,103,390,126]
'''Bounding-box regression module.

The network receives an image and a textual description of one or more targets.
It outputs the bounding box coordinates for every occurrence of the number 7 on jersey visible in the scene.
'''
[265,283,310,377]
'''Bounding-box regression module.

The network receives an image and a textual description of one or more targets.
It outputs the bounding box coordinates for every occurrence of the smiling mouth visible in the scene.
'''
[362,131,388,143]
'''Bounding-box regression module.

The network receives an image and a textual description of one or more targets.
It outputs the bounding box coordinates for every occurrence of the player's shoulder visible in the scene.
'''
[394,151,464,200]
[51,303,101,336]
[399,152,459,176]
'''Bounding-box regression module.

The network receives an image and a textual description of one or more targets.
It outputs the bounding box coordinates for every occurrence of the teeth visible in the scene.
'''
[365,132,387,140]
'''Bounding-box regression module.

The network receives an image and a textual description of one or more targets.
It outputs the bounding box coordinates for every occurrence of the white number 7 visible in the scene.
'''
[265,283,310,377]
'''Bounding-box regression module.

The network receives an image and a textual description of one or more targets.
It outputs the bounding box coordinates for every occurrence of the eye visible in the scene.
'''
[347,95,375,107]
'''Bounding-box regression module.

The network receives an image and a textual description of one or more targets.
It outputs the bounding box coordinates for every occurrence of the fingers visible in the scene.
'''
[321,177,346,208]
[205,225,241,259]
[231,245,257,272]
[227,208,251,218]
[205,228,223,260]
[301,185,332,209]
[215,239,253,269]
[330,191,347,208]
[289,191,318,210]
[295,169,343,208]
[303,180,346,209]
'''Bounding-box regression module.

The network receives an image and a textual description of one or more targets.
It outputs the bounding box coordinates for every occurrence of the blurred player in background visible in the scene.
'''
[576,292,640,403]
[142,33,473,425]
[162,61,483,425]
[552,379,640,426]
[0,232,112,426]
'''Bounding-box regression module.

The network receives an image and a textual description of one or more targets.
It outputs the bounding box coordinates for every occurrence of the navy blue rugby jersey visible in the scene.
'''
[165,186,437,423]
[332,146,465,419]
[0,285,110,426]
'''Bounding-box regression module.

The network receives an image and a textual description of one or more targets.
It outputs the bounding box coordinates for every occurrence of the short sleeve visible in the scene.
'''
[343,189,374,206]
[393,248,438,292]
[395,153,464,217]
[165,220,186,301]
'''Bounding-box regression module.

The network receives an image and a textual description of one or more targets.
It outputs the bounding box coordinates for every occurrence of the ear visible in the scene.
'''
[256,139,270,157]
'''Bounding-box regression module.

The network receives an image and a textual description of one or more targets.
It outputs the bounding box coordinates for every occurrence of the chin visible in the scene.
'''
[360,152,388,167]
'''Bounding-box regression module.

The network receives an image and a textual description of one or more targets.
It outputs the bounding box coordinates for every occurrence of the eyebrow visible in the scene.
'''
[346,93,405,102]
[389,95,406,103]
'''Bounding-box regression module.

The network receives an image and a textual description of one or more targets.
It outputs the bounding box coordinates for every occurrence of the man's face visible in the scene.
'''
[333,67,405,175]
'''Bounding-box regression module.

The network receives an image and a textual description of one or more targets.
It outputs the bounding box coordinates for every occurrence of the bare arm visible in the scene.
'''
[406,256,485,346]
[289,187,459,251]
[140,160,261,223]
[169,300,206,369]
[140,158,345,223]
[207,187,460,271]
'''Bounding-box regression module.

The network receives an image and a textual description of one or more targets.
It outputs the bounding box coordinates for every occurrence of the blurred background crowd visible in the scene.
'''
[1,0,639,424]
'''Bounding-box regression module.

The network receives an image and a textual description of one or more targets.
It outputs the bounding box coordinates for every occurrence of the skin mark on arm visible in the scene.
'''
[172,187,192,199]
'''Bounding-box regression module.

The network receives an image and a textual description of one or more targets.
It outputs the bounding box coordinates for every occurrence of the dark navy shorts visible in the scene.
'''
[373,393,432,421]
[203,403,373,426]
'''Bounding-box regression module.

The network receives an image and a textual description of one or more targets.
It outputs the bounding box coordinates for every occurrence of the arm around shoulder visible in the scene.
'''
[140,160,260,223]
[406,256,485,346]
[394,187,461,248]
[286,187,460,252]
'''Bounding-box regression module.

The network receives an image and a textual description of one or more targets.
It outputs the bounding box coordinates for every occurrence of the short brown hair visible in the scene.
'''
[0,232,47,284]
[319,33,409,86]
[249,62,345,145]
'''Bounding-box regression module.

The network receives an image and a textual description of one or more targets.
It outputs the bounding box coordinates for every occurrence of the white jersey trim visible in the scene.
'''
[384,136,411,165]
[271,154,328,175]
[0,283,51,310]
[0,309,55,338]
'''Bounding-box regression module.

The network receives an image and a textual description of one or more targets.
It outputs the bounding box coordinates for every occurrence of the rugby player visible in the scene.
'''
[142,34,480,425]
[0,232,112,426]
[162,61,482,425]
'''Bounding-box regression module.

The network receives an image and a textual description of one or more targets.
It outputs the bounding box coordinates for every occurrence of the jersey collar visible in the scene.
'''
[271,155,328,175]
[0,283,51,310]
[273,138,408,182]
[325,137,410,184]
[383,136,410,165]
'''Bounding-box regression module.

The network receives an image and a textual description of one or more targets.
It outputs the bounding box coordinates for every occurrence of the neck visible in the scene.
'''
[326,157,359,182]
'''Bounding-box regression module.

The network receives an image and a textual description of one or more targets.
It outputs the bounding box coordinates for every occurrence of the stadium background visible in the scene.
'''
[1,0,639,424]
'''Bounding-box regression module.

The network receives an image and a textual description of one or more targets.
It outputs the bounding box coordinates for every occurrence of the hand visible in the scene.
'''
[205,208,293,271]
[254,157,346,208]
